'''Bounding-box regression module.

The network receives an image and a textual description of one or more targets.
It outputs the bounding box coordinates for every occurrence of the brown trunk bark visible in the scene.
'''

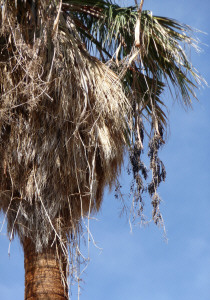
[24,239,68,300]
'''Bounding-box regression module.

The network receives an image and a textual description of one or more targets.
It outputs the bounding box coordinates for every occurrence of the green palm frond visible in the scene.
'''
[62,2,204,125]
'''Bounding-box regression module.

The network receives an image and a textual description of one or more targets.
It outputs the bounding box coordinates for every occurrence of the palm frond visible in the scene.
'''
[65,4,204,117]
[0,0,130,250]
[0,0,205,270]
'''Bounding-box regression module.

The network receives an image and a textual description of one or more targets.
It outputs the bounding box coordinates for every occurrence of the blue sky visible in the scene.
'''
[0,1,210,299]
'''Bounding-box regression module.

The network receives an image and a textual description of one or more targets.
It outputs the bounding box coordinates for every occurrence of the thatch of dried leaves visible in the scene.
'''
[0,2,130,254]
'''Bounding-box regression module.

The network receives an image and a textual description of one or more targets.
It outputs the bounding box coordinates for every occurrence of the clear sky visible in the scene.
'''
[0,1,210,299]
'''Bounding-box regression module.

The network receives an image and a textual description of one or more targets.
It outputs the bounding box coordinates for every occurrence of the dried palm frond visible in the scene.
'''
[0,1,130,252]
[79,2,205,224]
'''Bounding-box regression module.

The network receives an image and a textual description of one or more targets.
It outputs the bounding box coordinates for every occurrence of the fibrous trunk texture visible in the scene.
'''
[24,239,68,300]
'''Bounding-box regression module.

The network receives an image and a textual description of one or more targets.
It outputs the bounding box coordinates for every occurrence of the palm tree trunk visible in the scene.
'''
[24,238,68,300]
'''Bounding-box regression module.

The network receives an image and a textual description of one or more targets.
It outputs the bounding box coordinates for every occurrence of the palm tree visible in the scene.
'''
[0,0,205,299]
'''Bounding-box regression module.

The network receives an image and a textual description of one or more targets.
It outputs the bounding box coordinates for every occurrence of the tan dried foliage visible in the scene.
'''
[0,1,131,251]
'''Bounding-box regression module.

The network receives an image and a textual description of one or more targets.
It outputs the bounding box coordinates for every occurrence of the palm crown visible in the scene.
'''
[0,0,205,296]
